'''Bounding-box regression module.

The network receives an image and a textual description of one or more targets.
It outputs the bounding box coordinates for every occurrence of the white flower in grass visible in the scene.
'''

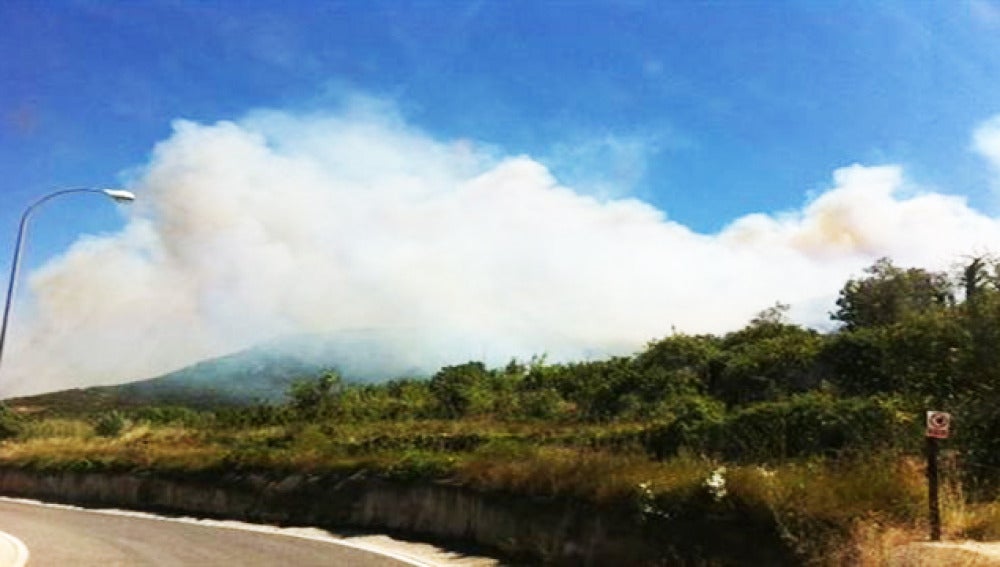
[704,466,727,501]
[755,465,775,478]
[636,481,656,514]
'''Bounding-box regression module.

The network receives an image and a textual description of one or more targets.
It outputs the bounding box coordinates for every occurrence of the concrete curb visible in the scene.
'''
[0,530,28,567]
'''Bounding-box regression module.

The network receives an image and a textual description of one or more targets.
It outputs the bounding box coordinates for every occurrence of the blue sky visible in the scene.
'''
[4,1,1000,260]
[6,1,1000,392]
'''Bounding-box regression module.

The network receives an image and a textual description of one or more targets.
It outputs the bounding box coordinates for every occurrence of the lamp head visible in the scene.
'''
[102,189,136,203]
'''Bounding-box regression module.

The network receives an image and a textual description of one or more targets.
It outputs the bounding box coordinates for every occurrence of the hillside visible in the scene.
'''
[4,347,329,415]
[3,330,448,415]
[7,347,330,414]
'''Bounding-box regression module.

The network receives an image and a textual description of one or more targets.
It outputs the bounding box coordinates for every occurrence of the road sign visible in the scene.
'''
[926,411,951,439]
[925,410,952,541]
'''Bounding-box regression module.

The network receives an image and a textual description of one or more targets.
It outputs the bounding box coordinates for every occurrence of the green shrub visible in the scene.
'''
[429,362,492,418]
[129,406,207,427]
[642,395,725,459]
[956,397,1000,496]
[0,405,23,440]
[515,387,572,420]
[288,372,342,420]
[215,404,293,428]
[643,394,914,463]
[715,394,913,462]
[94,411,128,437]
[382,450,456,480]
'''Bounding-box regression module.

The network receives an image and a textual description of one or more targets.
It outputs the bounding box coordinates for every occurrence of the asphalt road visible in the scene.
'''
[0,499,425,566]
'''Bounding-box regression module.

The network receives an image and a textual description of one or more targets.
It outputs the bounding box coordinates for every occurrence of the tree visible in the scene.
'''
[831,257,953,330]
[750,301,791,326]
[287,372,343,419]
[713,320,825,406]
[634,333,721,402]
[636,333,720,385]
[955,256,1000,398]
[878,309,965,403]
[819,327,891,396]
[959,255,993,302]
[429,361,492,418]
[548,357,641,421]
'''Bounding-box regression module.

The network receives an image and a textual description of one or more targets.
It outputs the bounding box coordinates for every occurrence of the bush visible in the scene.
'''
[515,387,573,420]
[429,362,492,418]
[288,373,342,420]
[714,394,914,462]
[129,406,207,427]
[0,405,23,440]
[642,396,725,460]
[956,397,1000,496]
[643,394,914,463]
[215,403,293,428]
[94,411,128,437]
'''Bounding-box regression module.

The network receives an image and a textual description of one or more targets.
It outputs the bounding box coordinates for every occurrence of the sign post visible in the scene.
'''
[926,411,951,542]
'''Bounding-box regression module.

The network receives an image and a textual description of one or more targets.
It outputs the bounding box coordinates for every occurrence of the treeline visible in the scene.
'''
[113,256,1000,491]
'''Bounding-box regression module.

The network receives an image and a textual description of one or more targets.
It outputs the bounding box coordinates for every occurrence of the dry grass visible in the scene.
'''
[456,444,712,504]
[951,500,1000,541]
[0,423,224,472]
[823,458,1000,566]
[2,415,1000,566]
[719,455,929,565]
[18,418,94,439]
[847,519,925,567]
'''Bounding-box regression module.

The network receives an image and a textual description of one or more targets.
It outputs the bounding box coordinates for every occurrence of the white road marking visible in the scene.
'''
[0,528,29,567]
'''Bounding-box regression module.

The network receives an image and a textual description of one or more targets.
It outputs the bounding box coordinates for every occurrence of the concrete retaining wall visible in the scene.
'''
[0,468,661,565]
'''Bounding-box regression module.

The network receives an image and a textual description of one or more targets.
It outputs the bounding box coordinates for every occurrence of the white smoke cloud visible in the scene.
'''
[6,102,1000,396]
[974,115,1000,172]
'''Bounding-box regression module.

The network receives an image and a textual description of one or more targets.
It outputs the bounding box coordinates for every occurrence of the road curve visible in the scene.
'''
[0,498,431,567]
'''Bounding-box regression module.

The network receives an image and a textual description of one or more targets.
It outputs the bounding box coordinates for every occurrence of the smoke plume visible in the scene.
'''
[7,101,1000,395]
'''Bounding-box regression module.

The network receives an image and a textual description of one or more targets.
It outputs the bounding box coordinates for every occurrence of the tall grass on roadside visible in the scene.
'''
[0,423,224,473]
[3,410,1000,565]
[724,452,926,564]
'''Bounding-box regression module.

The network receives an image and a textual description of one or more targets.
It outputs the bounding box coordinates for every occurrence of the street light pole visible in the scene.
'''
[0,188,136,374]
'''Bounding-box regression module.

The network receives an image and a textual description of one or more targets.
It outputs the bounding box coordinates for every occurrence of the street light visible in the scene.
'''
[0,188,136,374]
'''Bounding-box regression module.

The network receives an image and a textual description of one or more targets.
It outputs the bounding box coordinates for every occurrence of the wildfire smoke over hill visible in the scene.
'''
[7,97,1000,396]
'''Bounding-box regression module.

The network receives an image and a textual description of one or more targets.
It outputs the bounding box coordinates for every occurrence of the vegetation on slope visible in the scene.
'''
[4,255,1000,564]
